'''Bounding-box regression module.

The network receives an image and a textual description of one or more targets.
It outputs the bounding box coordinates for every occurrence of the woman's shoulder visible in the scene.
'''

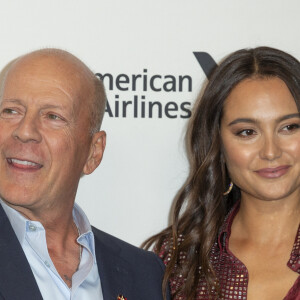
[154,234,185,266]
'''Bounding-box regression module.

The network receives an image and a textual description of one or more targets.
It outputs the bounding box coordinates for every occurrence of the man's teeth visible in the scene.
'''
[11,159,39,167]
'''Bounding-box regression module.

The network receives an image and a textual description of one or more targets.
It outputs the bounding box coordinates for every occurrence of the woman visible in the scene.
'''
[143,47,300,300]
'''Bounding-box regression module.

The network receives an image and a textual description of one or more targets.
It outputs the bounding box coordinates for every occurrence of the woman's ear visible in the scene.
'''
[83,131,106,175]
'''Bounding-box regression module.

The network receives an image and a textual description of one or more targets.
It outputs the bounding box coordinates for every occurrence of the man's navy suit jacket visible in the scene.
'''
[0,205,168,299]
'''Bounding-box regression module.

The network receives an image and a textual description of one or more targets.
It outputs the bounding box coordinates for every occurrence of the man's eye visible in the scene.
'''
[2,108,17,114]
[48,114,61,120]
[0,108,19,118]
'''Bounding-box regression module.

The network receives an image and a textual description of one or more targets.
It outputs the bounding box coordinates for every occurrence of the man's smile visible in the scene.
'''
[7,158,43,170]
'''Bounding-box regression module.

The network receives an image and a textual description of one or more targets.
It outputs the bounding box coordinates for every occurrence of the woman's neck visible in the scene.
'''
[233,194,300,245]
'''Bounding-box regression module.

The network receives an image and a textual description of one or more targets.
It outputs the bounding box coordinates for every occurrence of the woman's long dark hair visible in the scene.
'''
[142,47,300,300]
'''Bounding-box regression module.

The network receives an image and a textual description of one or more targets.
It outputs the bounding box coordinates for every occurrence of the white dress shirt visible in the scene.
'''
[1,200,104,300]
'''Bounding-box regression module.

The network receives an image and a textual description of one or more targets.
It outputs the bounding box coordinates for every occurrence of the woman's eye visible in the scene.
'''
[236,129,256,137]
[282,123,300,132]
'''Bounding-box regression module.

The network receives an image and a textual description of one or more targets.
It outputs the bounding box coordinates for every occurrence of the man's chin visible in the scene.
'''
[0,189,40,209]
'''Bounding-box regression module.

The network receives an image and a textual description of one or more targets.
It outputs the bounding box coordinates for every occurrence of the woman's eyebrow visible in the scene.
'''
[228,118,255,126]
[228,113,300,126]
[277,113,300,122]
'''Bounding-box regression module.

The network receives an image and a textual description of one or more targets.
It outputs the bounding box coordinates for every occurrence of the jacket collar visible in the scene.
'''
[93,227,133,300]
[0,204,43,300]
[0,203,135,300]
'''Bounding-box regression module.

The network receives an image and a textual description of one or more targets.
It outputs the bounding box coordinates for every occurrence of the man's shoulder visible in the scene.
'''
[92,227,170,299]
[92,226,165,271]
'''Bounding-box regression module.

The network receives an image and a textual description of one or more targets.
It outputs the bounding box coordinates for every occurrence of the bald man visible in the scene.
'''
[0,49,168,300]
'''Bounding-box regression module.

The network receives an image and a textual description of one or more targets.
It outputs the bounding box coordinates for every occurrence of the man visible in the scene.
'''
[0,49,168,300]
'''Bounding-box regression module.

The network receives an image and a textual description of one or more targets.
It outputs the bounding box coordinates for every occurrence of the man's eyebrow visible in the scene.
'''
[1,98,23,105]
[2,99,66,110]
[228,113,300,126]
[39,104,66,110]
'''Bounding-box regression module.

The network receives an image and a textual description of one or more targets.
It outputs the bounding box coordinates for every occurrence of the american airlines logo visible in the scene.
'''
[193,52,217,79]
[96,52,217,119]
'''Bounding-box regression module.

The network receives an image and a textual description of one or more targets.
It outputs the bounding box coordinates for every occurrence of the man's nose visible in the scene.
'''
[259,135,282,161]
[12,113,42,143]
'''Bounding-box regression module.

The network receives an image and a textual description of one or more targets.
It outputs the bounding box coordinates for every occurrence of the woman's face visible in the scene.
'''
[220,77,300,202]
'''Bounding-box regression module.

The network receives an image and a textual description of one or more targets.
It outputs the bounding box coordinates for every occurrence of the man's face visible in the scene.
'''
[0,55,98,212]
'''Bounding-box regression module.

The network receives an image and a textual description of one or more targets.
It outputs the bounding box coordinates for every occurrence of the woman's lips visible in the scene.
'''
[255,165,290,178]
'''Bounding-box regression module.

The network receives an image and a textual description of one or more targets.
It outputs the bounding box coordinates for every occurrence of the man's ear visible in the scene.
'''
[83,130,106,175]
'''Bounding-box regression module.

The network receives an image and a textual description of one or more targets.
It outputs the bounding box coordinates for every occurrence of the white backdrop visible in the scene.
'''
[0,0,298,246]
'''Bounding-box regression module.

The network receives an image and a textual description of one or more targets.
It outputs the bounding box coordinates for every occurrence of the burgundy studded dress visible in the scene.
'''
[158,203,300,300]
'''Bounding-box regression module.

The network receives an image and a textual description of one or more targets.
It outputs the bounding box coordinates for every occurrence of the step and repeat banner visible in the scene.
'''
[0,0,298,246]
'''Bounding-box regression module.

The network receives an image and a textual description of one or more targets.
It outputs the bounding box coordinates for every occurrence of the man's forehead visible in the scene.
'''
[8,52,84,80]
[3,51,94,99]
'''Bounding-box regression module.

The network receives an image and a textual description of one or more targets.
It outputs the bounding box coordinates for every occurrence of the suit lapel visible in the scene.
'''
[0,205,43,300]
[93,229,133,300]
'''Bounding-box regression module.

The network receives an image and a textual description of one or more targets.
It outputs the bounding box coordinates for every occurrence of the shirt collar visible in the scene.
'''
[288,224,300,274]
[73,203,97,261]
[0,199,27,245]
[0,200,96,261]
[73,202,92,236]
[217,200,240,253]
